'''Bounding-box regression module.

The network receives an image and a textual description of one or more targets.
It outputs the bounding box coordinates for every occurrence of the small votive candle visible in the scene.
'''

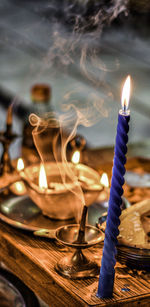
[10,158,26,195]
[39,163,48,191]
[72,150,80,165]
[98,173,110,205]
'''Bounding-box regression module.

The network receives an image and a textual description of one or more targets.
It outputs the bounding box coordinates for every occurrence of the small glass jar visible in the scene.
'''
[22,83,52,148]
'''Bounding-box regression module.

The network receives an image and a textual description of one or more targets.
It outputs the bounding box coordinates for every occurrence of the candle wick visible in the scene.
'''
[120,103,130,116]
[122,99,128,114]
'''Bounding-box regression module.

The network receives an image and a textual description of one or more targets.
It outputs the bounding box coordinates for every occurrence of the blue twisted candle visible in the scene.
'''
[97,76,131,298]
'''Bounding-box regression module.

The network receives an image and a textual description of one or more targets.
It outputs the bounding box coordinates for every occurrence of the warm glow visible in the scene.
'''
[17,158,24,171]
[100,173,109,188]
[121,75,131,112]
[39,164,48,189]
[72,150,80,164]
[15,182,25,192]
[10,158,26,195]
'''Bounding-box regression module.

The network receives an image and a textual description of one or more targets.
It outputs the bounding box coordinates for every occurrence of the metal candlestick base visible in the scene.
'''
[56,249,99,279]
[0,141,14,175]
[0,104,20,176]
[55,224,104,279]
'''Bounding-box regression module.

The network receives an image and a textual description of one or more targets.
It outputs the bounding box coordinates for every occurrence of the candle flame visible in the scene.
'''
[72,150,80,164]
[121,75,131,112]
[15,182,25,192]
[100,172,109,188]
[17,158,24,171]
[39,164,48,189]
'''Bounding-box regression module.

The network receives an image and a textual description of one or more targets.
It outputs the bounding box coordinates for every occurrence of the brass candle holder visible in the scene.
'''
[55,206,104,279]
[0,104,19,176]
[20,161,102,220]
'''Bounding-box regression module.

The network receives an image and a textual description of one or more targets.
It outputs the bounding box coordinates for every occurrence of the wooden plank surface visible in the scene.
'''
[0,154,150,306]
[0,221,150,307]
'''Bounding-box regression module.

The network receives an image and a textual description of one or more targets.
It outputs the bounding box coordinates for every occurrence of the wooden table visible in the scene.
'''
[0,146,150,306]
[0,220,150,307]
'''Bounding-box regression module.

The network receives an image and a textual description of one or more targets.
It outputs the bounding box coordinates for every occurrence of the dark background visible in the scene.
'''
[0,0,150,158]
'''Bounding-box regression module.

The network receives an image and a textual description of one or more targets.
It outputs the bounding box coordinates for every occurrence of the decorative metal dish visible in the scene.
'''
[0,195,73,239]
[0,195,107,239]
[98,199,150,270]
[125,171,150,187]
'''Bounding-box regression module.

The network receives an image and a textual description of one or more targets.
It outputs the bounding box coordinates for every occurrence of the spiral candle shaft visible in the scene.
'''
[97,112,130,298]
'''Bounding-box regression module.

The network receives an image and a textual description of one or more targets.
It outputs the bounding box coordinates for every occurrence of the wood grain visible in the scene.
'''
[0,220,150,306]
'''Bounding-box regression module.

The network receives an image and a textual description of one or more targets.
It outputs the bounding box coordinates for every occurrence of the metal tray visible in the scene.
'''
[0,268,40,307]
[0,195,106,239]
[117,245,150,270]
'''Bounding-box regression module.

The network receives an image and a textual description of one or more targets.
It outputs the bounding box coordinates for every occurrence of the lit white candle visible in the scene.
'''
[71,150,80,165]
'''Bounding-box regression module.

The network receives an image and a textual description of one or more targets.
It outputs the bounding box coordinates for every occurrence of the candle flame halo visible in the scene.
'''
[100,172,109,188]
[121,75,131,113]
[39,164,48,189]
[72,150,80,164]
[17,158,24,171]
